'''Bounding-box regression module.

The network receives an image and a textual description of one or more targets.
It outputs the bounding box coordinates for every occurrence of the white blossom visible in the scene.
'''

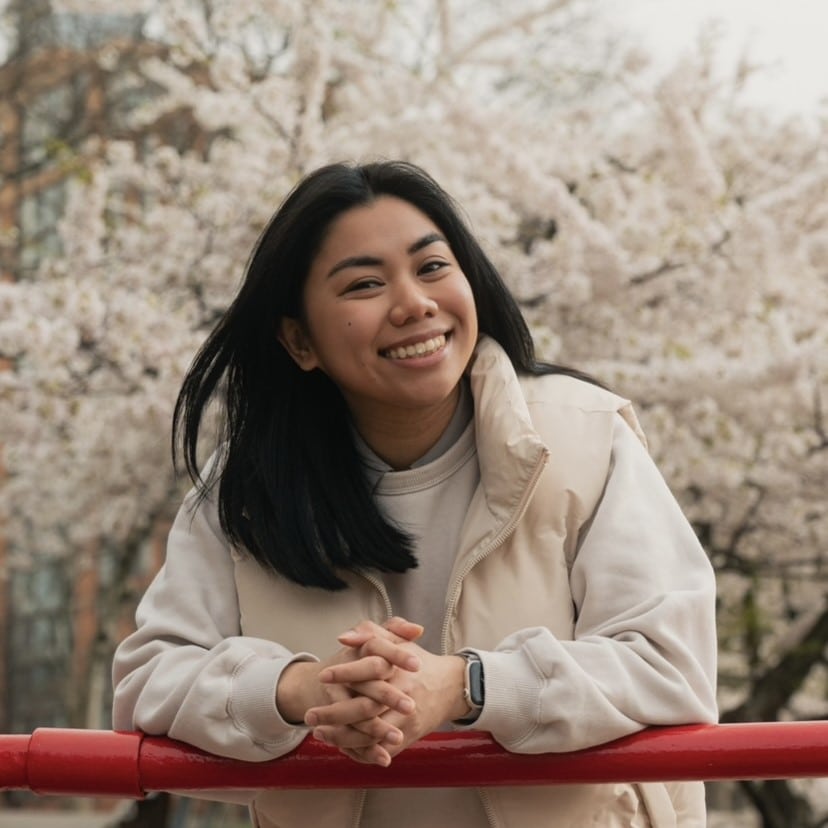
[2,2,826,797]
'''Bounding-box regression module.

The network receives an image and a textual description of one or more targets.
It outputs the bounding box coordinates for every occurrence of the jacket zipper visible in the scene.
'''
[479,789,499,828]
[441,449,549,828]
[348,571,392,827]
[349,789,367,828]
[440,448,549,655]
[351,450,548,828]
[360,569,394,620]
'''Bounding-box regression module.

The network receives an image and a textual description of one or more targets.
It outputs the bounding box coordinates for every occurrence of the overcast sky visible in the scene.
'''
[606,0,828,118]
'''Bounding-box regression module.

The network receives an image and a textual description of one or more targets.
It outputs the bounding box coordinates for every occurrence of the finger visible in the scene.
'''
[384,616,424,641]
[313,724,402,751]
[320,667,416,715]
[313,702,404,745]
[337,620,399,648]
[337,618,423,648]
[322,679,353,705]
[320,650,419,685]
[338,617,423,644]
[354,717,405,744]
[319,654,396,685]
[312,726,379,749]
[305,695,385,728]
[358,636,421,672]
[341,744,392,767]
[350,678,416,715]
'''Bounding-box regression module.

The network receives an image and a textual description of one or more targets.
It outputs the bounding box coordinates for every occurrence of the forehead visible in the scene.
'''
[317,196,443,259]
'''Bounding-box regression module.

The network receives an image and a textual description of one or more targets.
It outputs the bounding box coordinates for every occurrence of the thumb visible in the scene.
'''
[385,616,424,641]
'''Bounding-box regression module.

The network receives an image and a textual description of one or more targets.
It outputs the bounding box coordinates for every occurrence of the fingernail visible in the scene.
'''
[398,698,415,714]
[405,655,421,671]
[305,711,318,727]
[318,669,333,683]
[385,730,403,745]
[313,728,327,743]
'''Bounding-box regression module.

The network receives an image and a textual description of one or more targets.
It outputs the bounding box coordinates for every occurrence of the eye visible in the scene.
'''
[419,259,449,276]
[343,277,383,294]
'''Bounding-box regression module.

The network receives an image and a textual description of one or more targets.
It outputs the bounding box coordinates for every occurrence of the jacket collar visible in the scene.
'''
[467,336,550,523]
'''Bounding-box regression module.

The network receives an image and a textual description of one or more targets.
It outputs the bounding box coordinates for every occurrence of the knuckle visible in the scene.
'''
[373,655,394,673]
[360,638,382,656]
[368,655,390,675]
[363,723,383,740]
[356,696,379,718]
[377,685,397,706]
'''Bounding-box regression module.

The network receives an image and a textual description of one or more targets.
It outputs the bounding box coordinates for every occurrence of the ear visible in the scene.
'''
[278,317,319,371]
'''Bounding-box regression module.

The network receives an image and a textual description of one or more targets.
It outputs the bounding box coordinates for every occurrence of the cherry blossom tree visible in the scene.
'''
[1,1,826,825]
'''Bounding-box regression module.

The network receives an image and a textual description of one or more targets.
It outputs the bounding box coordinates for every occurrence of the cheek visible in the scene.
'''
[337,308,376,340]
[339,316,365,340]
[454,281,478,327]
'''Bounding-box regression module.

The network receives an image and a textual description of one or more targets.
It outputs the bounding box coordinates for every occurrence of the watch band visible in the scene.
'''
[455,652,485,724]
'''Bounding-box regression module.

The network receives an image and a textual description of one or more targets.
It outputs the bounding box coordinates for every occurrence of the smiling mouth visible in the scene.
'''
[381,333,448,360]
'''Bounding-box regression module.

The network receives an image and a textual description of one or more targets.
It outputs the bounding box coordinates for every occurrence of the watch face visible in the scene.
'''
[468,659,485,707]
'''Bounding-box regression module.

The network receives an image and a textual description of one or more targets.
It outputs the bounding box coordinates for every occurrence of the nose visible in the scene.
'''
[388,277,438,326]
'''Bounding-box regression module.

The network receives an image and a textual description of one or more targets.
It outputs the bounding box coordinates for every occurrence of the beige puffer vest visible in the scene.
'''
[233,338,706,828]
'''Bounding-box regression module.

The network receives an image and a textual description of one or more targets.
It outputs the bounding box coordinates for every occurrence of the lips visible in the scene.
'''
[381,333,447,360]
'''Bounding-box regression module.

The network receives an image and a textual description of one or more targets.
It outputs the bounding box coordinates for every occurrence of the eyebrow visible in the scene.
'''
[326,232,447,278]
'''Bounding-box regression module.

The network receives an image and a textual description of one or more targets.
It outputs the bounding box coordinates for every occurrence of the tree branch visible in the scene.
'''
[721,600,828,723]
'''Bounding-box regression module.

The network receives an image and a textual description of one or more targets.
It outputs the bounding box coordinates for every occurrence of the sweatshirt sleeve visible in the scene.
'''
[467,413,718,753]
[111,486,316,762]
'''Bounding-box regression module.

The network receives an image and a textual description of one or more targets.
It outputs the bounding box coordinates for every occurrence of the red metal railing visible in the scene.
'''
[2,722,827,798]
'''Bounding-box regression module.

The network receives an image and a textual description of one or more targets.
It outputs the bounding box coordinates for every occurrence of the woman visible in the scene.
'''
[112,160,718,827]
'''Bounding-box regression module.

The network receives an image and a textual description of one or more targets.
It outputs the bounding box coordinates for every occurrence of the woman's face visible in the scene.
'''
[280,195,478,430]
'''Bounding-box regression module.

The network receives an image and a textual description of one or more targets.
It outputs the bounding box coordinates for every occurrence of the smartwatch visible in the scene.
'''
[455,652,485,724]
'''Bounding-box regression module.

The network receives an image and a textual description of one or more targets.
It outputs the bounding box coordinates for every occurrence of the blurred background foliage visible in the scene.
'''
[0,1,825,825]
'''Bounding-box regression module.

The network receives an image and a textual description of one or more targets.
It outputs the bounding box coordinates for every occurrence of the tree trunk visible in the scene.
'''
[741,780,815,828]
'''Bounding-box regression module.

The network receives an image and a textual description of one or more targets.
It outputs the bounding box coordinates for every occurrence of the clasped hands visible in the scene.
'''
[276,617,470,767]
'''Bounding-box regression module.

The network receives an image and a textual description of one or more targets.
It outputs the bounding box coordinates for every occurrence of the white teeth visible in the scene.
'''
[384,334,447,360]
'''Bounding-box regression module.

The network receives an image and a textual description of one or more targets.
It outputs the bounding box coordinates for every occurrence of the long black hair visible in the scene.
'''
[173,160,598,590]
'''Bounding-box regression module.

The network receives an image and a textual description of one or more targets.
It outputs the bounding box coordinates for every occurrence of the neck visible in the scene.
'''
[350,386,461,470]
